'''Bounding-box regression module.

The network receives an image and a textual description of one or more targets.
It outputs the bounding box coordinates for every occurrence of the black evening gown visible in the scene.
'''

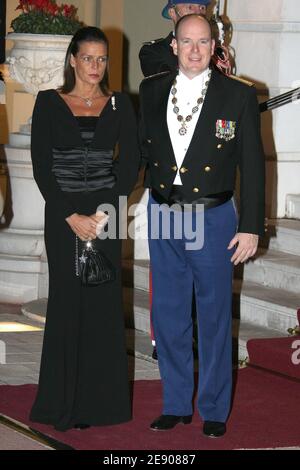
[30,111,134,431]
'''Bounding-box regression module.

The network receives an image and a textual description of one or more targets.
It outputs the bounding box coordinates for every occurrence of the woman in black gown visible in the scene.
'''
[29,27,140,431]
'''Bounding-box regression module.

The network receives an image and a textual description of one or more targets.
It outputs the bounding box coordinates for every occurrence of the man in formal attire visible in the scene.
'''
[139,14,265,438]
[139,0,211,77]
[140,1,212,361]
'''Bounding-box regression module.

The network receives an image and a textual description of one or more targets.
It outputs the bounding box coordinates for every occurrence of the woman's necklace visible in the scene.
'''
[171,70,212,136]
[68,93,103,107]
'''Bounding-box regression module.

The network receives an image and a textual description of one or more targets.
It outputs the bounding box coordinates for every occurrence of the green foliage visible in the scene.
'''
[11,11,82,34]
[11,1,83,35]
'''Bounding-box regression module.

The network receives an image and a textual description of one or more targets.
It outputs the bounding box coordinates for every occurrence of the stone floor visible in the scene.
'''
[0,424,52,451]
[0,312,160,386]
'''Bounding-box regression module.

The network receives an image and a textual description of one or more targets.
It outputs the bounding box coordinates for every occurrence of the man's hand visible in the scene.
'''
[228,233,259,266]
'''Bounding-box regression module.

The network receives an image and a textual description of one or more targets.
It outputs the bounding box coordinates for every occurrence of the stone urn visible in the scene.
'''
[6,33,72,139]
[7,33,72,95]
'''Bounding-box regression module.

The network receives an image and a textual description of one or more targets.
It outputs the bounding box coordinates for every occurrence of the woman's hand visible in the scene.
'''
[66,212,109,241]
[66,213,97,241]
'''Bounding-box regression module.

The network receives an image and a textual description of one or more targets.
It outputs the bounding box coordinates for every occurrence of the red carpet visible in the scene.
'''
[248,336,300,379]
[247,309,300,379]
[1,368,300,450]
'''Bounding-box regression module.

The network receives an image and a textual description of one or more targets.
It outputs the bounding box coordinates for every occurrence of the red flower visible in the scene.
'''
[15,0,78,19]
[60,3,77,18]
[16,0,48,12]
[16,0,30,12]
[34,0,49,9]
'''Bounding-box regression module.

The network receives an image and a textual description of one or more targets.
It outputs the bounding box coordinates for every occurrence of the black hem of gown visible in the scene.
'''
[29,412,132,432]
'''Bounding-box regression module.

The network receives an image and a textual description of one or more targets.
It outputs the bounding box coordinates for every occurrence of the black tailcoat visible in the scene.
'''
[139,69,265,236]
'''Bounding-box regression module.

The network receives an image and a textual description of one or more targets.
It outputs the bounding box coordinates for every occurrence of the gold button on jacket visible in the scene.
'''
[180,167,188,174]
[193,187,200,193]
[160,184,165,189]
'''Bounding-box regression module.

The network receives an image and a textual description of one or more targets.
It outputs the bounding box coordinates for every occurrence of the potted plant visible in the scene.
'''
[6,0,84,95]
[11,0,82,35]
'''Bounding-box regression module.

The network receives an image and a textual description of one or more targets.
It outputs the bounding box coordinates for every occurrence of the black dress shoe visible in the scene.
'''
[150,414,192,431]
[74,423,90,430]
[203,421,226,438]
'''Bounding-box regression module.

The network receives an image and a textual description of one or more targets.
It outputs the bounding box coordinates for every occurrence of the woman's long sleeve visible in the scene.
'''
[31,91,77,220]
[115,94,140,196]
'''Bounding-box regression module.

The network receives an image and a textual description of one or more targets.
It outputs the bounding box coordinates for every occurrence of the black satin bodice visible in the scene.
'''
[77,116,98,146]
[51,116,116,193]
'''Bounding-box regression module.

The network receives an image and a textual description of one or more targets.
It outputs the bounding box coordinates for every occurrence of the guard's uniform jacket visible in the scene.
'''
[139,68,265,236]
[139,32,177,77]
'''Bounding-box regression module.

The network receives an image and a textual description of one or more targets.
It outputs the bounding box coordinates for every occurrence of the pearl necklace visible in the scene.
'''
[171,70,212,136]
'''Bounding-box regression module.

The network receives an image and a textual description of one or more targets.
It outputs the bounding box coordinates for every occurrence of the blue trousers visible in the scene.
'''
[148,194,238,422]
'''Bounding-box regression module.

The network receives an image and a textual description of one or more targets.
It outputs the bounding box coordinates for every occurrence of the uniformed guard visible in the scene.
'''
[139,0,211,77]
[139,14,265,438]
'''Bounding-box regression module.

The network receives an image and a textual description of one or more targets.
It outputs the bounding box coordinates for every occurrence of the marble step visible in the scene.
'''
[123,287,150,333]
[239,248,300,294]
[233,320,284,362]
[123,244,300,296]
[21,294,288,363]
[21,298,46,324]
[286,194,300,220]
[122,259,149,292]
[22,279,299,339]
[233,280,299,332]
[262,218,300,256]
[123,278,299,336]
[122,286,284,361]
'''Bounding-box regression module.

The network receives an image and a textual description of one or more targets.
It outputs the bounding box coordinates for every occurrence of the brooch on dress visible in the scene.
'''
[111,96,116,111]
[215,120,236,141]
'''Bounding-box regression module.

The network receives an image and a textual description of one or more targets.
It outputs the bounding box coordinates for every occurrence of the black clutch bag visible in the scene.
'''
[75,237,115,286]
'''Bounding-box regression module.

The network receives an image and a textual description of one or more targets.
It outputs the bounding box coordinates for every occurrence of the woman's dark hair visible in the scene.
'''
[59,26,110,96]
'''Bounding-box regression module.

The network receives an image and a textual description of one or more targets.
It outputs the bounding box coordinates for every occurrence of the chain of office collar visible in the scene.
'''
[171,70,212,135]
